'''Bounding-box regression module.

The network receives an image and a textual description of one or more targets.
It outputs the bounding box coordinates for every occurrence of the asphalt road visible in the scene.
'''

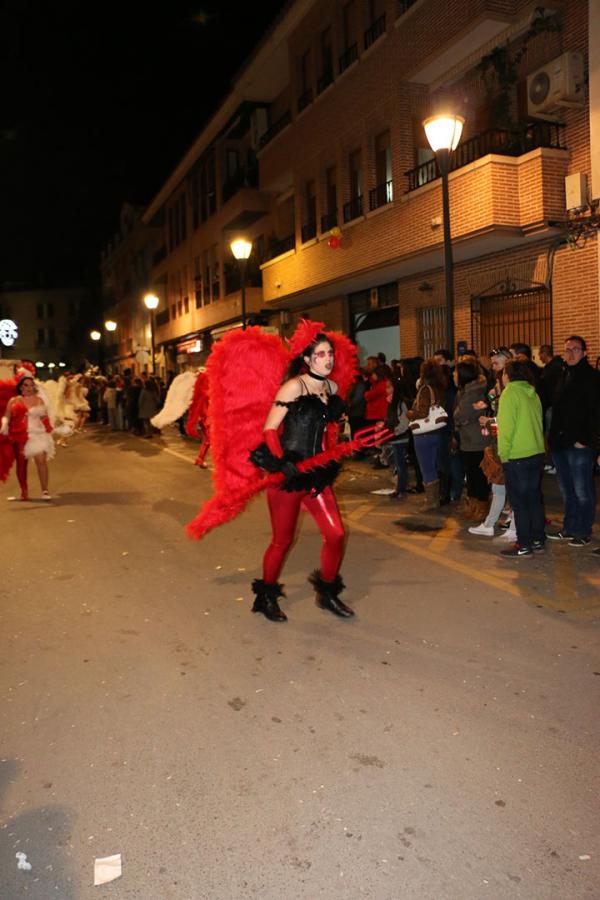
[1,426,599,900]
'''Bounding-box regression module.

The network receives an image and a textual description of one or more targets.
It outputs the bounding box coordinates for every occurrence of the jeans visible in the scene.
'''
[437,431,464,500]
[392,442,408,493]
[503,454,545,549]
[551,446,596,539]
[414,432,441,483]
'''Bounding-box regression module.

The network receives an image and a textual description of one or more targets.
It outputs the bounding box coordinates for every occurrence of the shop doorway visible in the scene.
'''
[471,286,551,356]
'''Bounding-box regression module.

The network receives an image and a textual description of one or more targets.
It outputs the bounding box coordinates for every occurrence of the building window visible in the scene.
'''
[203,250,211,304]
[344,149,363,221]
[37,327,45,346]
[340,1,359,73]
[184,296,190,314]
[226,149,239,180]
[321,166,338,231]
[370,130,393,210]
[298,49,312,111]
[210,245,220,300]
[301,180,317,242]
[318,27,333,93]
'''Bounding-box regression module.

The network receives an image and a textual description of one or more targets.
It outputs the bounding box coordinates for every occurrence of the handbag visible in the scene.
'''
[480,445,505,485]
[409,385,448,434]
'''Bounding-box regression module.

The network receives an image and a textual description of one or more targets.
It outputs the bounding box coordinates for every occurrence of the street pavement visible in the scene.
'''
[1,425,599,900]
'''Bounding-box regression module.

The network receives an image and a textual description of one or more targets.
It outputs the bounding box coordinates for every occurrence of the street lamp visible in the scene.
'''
[143,293,159,374]
[90,330,101,341]
[423,113,464,355]
[104,320,117,333]
[230,237,253,329]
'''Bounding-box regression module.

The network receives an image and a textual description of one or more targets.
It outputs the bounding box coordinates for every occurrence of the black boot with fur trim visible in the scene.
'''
[251,579,287,622]
[308,570,355,618]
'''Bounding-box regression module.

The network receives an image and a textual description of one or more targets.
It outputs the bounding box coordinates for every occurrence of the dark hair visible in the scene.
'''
[539,344,553,356]
[286,332,333,379]
[16,376,35,395]
[456,360,480,388]
[377,352,387,363]
[510,342,532,359]
[505,359,535,384]
[565,334,587,352]
[433,348,452,361]
[420,358,445,390]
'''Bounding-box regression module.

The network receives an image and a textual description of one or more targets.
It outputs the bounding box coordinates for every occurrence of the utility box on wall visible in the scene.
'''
[565,172,588,210]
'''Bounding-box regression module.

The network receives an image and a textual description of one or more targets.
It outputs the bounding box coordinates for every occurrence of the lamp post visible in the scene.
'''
[230,238,253,329]
[143,293,159,374]
[423,114,464,356]
[90,329,102,368]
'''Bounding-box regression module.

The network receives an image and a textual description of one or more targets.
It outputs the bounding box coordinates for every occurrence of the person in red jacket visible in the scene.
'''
[364,365,390,423]
[1,371,55,501]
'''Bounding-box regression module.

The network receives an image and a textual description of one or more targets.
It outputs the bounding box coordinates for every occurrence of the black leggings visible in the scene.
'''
[460,450,489,501]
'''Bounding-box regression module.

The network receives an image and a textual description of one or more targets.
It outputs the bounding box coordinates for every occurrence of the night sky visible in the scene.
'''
[2,0,288,288]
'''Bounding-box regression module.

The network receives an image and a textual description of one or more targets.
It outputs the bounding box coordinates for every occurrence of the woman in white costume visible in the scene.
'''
[1,371,55,500]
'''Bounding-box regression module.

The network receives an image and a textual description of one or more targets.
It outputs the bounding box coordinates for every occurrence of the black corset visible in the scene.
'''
[279,394,345,460]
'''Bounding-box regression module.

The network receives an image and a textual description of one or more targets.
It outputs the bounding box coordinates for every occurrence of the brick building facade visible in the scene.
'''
[139,0,599,369]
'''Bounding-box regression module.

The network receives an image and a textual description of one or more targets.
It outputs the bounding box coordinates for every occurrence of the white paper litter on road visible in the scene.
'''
[94,854,122,885]
[370,488,396,495]
[16,852,32,871]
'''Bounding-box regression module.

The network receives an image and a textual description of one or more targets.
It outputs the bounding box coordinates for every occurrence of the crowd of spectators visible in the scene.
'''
[346,338,600,559]
[85,371,168,438]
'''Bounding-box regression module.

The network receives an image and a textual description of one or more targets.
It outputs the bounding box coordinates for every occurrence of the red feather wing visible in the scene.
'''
[0,379,16,482]
[186,327,288,539]
[185,372,209,438]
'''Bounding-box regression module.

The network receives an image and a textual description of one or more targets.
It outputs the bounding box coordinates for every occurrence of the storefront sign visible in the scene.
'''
[0,319,18,347]
[176,338,203,354]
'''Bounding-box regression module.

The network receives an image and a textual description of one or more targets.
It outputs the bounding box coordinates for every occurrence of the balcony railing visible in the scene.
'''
[224,268,262,295]
[301,219,317,243]
[152,245,167,266]
[339,43,358,74]
[221,165,259,203]
[364,13,386,49]
[264,233,296,262]
[317,67,334,94]
[321,210,338,231]
[259,110,292,149]
[397,0,419,15]
[343,195,363,222]
[298,87,313,113]
[369,180,393,211]
[405,122,566,192]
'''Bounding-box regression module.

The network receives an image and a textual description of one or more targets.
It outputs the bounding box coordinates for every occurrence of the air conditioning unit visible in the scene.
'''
[527,52,584,119]
[250,107,269,150]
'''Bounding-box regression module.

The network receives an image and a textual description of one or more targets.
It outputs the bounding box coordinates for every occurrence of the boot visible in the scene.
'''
[309,570,354,618]
[420,480,440,512]
[251,579,287,622]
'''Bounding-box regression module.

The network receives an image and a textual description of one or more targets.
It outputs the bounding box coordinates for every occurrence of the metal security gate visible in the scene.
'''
[471,287,551,355]
[418,306,447,358]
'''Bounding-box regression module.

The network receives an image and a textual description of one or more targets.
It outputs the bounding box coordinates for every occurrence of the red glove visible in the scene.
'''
[264,428,283,459]
[42,416,53,434]
[325,423,339,450]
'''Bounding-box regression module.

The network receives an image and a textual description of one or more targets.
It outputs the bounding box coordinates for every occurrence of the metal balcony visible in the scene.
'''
[301,219,317,243]
[317,67,334,94]
[297,88,313,113]
[221,165,259,203]
[321,210,338,232]
[369,180,393,211]
[259,111,292,149]
[397,0,419,16]
[343,195,363,223]
[405,122,566,192]
[339,43,358,74]
[263,233,295,262]
[364,13,386,49]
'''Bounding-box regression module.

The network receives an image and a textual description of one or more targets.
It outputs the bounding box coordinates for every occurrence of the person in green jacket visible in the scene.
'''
[497,359,545,558]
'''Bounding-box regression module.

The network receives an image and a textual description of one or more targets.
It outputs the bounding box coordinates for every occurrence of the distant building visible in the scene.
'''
[0,285,91,376]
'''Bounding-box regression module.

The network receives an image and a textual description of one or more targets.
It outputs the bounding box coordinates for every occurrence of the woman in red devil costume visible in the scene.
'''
[185,319,388,624]
[1,371,55,500]
[249,332,352,622]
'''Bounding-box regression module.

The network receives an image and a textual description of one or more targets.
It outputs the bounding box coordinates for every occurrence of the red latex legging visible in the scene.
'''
[263,484,345,584]
[12,442,28,498]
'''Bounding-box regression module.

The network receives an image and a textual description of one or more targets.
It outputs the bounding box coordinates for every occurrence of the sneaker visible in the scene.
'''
[568,536,591,547]
[546,530,573,541]
[543,465,556,475]
[41,490,51,501]
[531,540,545,553]
[500,544,533,558]
[593,547,600,557]
[468,522,494,536]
